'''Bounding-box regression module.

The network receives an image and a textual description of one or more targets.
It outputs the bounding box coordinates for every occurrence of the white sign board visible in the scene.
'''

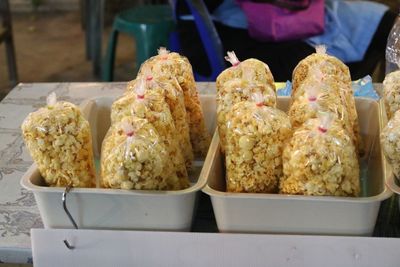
[31,229,400,267]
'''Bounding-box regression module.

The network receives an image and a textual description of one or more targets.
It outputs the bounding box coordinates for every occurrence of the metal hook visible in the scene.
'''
[63,239,75,250]
[62,185,78,250]
[62,185,78,229]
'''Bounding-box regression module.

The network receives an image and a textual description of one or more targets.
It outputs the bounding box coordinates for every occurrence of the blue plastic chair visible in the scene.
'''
[169,0,226,81]
[102,4,174,81]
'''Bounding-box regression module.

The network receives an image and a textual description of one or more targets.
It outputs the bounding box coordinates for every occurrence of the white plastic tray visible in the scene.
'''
[203,97,392,236]
[21,95,216,230]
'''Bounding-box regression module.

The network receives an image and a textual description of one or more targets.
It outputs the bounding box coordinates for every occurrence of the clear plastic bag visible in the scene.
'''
[280,113,360,196]
[225,93,292,193]
[124,75,193,171]
[381,109,400,179]
[101,117,172,190]
[216,51,275,94]
[383,70,400,120]
[21,93,96,187]
[138,47,210,157]
[291,60,362,154]
[337,80,361,155]
[288,80,356,147]
[292,45,352,99]
[111,79,190,190]
[385,15,400,74]
[217,66,276,153]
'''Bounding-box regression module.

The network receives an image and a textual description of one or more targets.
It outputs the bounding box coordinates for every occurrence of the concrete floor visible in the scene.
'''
[0,11,136,100]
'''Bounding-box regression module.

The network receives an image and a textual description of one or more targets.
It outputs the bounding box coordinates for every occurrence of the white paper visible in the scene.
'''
[32,229,400,267]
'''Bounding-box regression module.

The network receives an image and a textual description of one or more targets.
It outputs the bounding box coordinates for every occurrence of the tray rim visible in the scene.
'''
[21,162,208,196]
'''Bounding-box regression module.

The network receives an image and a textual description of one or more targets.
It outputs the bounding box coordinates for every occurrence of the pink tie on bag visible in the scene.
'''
[237,0,325,42]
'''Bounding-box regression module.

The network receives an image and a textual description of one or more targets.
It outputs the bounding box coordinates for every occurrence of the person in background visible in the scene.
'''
[176,0,396,81]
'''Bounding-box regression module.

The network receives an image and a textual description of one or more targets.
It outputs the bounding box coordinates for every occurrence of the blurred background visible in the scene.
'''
[0,0,171,100]
[0,0,398,101]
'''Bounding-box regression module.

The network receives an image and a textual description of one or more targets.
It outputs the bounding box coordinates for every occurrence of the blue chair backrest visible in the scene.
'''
[169,0,226,81]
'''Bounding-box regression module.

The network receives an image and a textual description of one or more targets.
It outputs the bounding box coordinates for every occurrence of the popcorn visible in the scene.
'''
[280,114,360,196]
[381,109,400,178]
[291,52,361,154]
[288,81,355,147]
[125,76,194,171]
[101,117,172,190]
[111,80,190,190]
[383,70,400,120]
[138,48,210,157]
[216,51,276,94]
[292,45,352,99]
[21,93,95,187]
[225,96,292,193]
[217,78,276,152]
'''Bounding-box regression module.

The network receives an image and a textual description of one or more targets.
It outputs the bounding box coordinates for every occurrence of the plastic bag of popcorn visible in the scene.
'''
[217,68,276,153]
[21,92,96,187]
[125,75,193,171]
[381,109,400,179]
[288,82,355,146]
[224,93,292,193]
[292,45,352,99]
[217,63,277,108]
[291,47,360,152]
[101,117,172,190]
[139,47,210,157]
[292,59,355,125]
[111,80,190,190]
[383,70,400,120]
[280,113,360,196]
[216,51,275,94]
[292,65,362,154]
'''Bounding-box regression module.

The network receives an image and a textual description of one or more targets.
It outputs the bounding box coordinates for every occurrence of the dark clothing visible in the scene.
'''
[177,1,396,81]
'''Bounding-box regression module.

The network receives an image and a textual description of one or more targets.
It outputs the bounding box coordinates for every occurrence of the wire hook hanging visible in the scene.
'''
[63,239,75,250]
[62,185,78,229]
[62,185,78,250]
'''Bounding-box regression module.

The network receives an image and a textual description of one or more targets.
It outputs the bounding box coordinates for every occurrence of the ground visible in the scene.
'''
[0,11,136,100]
